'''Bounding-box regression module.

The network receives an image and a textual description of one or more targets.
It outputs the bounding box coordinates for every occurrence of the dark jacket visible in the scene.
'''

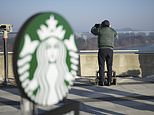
[91,26,117,49]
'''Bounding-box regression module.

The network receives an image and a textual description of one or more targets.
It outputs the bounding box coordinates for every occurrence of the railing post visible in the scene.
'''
[2,31,9,85]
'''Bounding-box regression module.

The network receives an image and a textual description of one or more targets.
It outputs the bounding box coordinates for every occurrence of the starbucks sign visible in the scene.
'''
[13,12,79,106]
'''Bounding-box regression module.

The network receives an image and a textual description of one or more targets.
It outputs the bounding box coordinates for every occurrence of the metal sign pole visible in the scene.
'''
[2,31,9,85]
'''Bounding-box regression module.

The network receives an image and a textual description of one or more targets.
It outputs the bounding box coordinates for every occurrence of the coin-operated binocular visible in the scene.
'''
[0,24,13,32]
[0,24,13,39]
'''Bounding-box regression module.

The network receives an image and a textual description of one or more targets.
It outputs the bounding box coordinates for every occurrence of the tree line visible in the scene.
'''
[0,32,154,52]
[75,32,154,50]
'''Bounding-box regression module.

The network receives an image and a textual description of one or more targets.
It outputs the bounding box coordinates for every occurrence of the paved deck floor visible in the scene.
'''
[0,76,154,115]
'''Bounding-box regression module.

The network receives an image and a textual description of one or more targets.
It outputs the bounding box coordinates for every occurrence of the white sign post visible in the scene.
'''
[13,12,79,114]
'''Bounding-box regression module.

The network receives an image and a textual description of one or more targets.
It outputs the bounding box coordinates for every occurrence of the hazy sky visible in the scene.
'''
[0,0,154,32]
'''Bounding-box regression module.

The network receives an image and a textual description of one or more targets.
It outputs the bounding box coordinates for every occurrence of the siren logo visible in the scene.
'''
[13,13,79,106]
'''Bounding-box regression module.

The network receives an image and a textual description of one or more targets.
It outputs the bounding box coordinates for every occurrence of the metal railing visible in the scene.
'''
[0,49,154,55]
[79,50,154,54]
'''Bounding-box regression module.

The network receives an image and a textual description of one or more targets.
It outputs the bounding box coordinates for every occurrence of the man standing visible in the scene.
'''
[91,20,117,86]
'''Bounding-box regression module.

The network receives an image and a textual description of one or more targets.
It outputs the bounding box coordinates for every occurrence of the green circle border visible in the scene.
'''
[13,12,76,105]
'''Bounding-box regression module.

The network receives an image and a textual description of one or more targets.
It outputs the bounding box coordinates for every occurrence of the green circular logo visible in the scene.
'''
[13,12,79,106]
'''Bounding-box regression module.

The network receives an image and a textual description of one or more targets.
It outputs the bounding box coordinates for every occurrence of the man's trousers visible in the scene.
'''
[98,48,113,83]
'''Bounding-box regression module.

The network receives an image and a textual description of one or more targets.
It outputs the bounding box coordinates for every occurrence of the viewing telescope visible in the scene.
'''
[0,24,13,32]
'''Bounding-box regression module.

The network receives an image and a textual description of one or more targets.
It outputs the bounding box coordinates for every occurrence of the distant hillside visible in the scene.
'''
[1,32,154,52]
[117,44,154,52]
[75,31,154,51]
[116,28,134,31]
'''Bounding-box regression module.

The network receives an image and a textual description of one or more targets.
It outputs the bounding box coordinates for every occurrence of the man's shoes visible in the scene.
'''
[107,81,111,86]
[98,81,104,86]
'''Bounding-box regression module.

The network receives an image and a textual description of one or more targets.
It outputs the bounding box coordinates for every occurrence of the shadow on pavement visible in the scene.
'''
[80,103,125,115]
[71,79,154,114]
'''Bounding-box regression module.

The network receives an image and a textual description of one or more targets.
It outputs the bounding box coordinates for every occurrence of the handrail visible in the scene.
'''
[0,50,154,55]
[0,52,13,54]
[79,50,154,54]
